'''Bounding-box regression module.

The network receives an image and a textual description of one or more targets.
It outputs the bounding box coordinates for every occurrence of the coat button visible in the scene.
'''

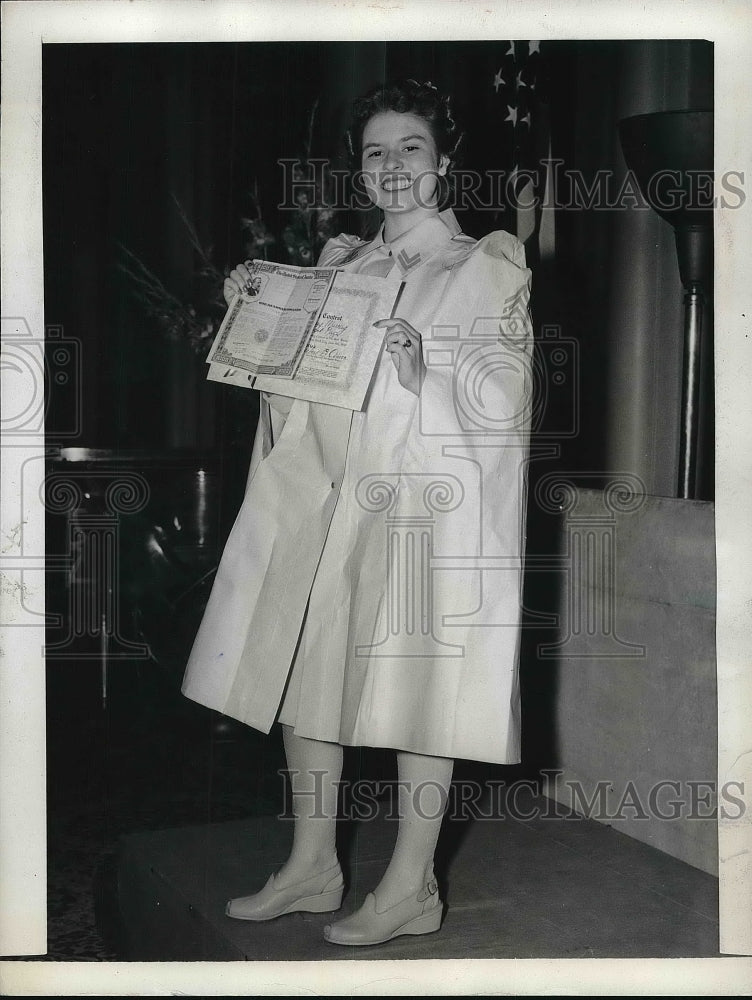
[331,481,336,489]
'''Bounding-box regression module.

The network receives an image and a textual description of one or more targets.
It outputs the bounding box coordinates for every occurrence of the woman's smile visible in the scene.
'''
[380,174,413,191]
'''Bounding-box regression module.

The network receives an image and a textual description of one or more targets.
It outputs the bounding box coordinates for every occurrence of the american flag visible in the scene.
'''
[492,40,555,264]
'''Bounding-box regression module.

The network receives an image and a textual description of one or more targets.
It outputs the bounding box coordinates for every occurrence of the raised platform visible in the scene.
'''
[117,791,719,961]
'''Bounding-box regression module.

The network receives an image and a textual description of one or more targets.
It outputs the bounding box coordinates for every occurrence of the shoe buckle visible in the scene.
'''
[418,878,439,902]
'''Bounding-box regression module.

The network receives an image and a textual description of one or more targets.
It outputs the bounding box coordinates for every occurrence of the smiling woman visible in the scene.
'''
[181,77,533,947]
[350,80,461,237]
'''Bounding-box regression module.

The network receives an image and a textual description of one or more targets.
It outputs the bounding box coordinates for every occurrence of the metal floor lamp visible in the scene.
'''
[619,110,713,500]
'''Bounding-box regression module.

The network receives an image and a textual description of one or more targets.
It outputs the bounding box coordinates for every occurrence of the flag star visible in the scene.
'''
[505,105,518,126]
[516,71,527,89]
[506,41,516,58]
[529,40,541,55]
[493,69,506,92]
[520,111,531,127]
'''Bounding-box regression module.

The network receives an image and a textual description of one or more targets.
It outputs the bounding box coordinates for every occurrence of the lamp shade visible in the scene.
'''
[619,111,713,287]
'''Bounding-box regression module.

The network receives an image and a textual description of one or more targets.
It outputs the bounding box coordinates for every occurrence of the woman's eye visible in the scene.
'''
[366,150,382,159]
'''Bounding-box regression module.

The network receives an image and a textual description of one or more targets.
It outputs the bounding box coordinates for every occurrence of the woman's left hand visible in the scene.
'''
[375,318,426,396]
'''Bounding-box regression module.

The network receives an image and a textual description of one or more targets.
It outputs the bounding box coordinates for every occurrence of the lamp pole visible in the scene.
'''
[619,111,713,500]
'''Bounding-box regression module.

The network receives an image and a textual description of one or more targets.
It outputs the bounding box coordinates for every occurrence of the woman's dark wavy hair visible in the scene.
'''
[344,79,464,205]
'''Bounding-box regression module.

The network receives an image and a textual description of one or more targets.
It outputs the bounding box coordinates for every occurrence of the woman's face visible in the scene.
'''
[360,110,449,217]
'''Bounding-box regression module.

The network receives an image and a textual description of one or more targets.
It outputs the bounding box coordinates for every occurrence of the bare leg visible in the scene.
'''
[371,750,454,907]
[274,724,343,888]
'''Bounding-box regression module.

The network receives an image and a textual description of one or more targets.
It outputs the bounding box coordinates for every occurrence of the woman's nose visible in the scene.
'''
[384,148,403,170]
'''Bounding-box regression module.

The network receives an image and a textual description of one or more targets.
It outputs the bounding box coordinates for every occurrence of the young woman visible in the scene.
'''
[182,79,533,946]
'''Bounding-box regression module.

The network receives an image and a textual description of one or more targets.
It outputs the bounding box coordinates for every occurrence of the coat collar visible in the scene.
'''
[350,209,464,276]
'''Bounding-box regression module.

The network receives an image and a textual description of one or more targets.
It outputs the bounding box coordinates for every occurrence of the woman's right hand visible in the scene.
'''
[223,260,255,307]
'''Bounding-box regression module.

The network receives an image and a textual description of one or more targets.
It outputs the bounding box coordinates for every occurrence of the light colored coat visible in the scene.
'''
[182,209,533,764]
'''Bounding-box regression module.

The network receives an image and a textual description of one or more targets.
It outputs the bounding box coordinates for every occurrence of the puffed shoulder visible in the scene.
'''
[316,232,367,267]
[474,230,527,269]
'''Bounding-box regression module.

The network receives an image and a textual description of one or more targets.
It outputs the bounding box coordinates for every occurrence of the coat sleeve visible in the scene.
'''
[406,230,533,462]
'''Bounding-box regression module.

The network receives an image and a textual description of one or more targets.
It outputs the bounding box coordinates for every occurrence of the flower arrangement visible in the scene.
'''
[118,102,340,358]
[117,194,232,356]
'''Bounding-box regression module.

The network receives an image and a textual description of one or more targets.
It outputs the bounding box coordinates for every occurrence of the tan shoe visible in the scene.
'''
[323,878,442,946]
[226,862,344,921]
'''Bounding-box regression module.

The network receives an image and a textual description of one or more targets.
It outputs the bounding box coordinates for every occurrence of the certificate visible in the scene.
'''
[206,260,336,378]
[207,267,403,410]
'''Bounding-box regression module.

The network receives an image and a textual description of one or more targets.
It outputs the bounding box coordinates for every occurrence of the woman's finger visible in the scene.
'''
[223,275,243,305]
[374,317,421,339]
[230,265,252,287]
[375,317,410,327]
[226,263,255,294]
